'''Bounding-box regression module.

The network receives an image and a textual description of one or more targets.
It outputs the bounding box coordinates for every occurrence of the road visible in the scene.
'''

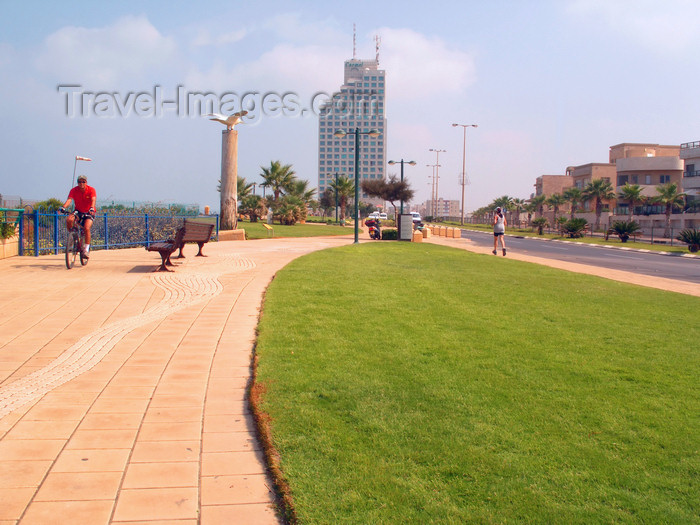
[462,230,700,284]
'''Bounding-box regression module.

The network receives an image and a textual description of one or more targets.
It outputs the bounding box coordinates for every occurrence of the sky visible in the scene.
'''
[1,0,699,213]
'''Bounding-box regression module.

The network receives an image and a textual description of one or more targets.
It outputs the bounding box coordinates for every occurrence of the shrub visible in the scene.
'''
[561,218,588,238]
[531,217,548,235]
[676,228,700,253]
[381,228,398,240]
[610,220,641,243]
[0,222,16,240]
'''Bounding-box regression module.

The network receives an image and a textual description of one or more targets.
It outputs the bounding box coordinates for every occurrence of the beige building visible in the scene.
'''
[681,140,700,202]
[610,143,683,203]
[534,175,572,197]
[425,198,460,219]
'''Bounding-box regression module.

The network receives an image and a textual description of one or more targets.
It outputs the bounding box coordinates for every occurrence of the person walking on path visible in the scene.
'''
[60,174,96,258]
[493,206,507,256]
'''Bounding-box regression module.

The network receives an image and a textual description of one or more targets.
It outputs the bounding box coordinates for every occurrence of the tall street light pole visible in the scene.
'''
[452,123,478,225]
[334,127,382,243]
[429,149,446,220]
[72,155,92,188]
[334,170,339,224]
[387,159,416,215]
[426,163,439,219]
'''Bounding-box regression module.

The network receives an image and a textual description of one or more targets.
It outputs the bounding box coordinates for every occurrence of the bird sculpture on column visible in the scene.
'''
[207,110,249,130]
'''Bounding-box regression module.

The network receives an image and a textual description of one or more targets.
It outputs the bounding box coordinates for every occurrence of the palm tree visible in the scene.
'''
[529,195,547,219]
[329,175,354,221]
[524,201,538,226]
[563,187,583,219]
[260,161,296,201]
[618,183,643,220]
[490,195,513,224]
[546,193,566,225]
[216,175,252,197]
[582,179,615,231]
[287,179,317,222]
[653,183,686,238]
[510,198,526,227]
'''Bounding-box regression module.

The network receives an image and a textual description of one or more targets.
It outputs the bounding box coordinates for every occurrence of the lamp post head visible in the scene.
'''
[408,161,417,166]
[333,130,347,139]
[388,160,396,165]
[367,129,381,138]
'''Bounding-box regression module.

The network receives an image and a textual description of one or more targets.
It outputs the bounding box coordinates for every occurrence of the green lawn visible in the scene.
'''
[240,220,355,239]
[254,243,699,524]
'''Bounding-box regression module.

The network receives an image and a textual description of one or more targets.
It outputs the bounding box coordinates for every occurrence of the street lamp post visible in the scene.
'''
[334,171,339,224]
[72,155,92,188]
[334,127,382,243]
[429,149,446,220]
[452,123,478,225]
[426,164,439,219]
[387,159,416,215]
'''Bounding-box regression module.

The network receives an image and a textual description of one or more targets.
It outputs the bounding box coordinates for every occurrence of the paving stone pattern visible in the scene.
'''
[0,236,352,524]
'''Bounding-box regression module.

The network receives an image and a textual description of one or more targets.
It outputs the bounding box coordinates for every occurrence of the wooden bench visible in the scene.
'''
[175,219,215,258]
[146,219,215,272]
[262,223,274,237]
[146,227,186,272]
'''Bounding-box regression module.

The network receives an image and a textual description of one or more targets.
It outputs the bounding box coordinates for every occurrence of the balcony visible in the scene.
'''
[684,170,700,177]
[616,156,683,172]
[680,141,700,160]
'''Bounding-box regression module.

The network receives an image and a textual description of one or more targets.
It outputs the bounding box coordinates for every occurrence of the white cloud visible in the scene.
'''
[375,27,477,101]
[262,13,344,45]
[567,0,700,53]
[35,15,177,86]
[191,28,247,47]
[186,42,345,94]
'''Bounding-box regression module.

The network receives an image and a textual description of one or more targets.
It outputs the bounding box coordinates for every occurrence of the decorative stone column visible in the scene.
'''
[220,129,238,230]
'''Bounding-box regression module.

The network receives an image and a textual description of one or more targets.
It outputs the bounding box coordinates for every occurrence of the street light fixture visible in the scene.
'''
[334,127,382,243]
[429,149,446,219]
[452,123,478,225]
[387,159,416,214]
[72,155,92,188]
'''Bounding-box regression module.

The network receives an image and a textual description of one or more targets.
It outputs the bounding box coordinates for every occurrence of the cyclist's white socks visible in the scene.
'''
[85,244,90,253]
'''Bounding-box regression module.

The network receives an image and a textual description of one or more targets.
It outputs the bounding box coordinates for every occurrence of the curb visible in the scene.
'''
[460,228,699,260]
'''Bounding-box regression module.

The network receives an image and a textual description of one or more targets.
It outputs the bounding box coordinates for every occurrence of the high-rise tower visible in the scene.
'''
[317,51,387,204]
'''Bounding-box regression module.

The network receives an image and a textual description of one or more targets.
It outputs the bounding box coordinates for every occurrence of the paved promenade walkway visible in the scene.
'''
[1,230,696,525]
[0,236,352,524]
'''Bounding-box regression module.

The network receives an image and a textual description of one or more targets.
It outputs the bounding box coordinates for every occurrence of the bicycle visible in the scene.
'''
[62,209,91,269]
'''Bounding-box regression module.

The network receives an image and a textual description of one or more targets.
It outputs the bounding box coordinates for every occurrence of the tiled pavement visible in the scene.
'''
[0,235,353,524]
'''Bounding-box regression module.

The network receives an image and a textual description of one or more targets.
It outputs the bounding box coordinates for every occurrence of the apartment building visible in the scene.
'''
[534,175,572,197]
[681,140,700,203]
[611,143,683,197]
[425,198,460,219]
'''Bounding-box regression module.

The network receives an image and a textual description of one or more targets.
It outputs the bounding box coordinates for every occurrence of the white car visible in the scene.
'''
[410,212,422,223]
[379,213,388,220]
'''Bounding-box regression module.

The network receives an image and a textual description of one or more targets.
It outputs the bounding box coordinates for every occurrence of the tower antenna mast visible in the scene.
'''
[353,23,356,59]
[375,35,381,64]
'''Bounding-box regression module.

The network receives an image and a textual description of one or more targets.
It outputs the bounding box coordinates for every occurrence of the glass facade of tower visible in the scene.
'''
[317,59,387,200]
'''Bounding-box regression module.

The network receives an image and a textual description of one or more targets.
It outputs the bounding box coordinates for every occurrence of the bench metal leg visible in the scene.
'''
[195,242,207,257]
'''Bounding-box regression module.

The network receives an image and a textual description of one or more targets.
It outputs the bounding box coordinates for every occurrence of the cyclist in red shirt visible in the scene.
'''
[60,175,97,258]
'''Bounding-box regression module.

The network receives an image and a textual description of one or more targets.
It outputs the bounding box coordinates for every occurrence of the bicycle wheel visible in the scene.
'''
[65,231,78,269]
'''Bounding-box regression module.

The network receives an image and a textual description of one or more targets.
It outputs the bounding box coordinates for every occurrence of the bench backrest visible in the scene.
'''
[182,219,215,242]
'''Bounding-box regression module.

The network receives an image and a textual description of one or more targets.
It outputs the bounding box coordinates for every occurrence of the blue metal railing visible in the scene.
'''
[19,211,219,256]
